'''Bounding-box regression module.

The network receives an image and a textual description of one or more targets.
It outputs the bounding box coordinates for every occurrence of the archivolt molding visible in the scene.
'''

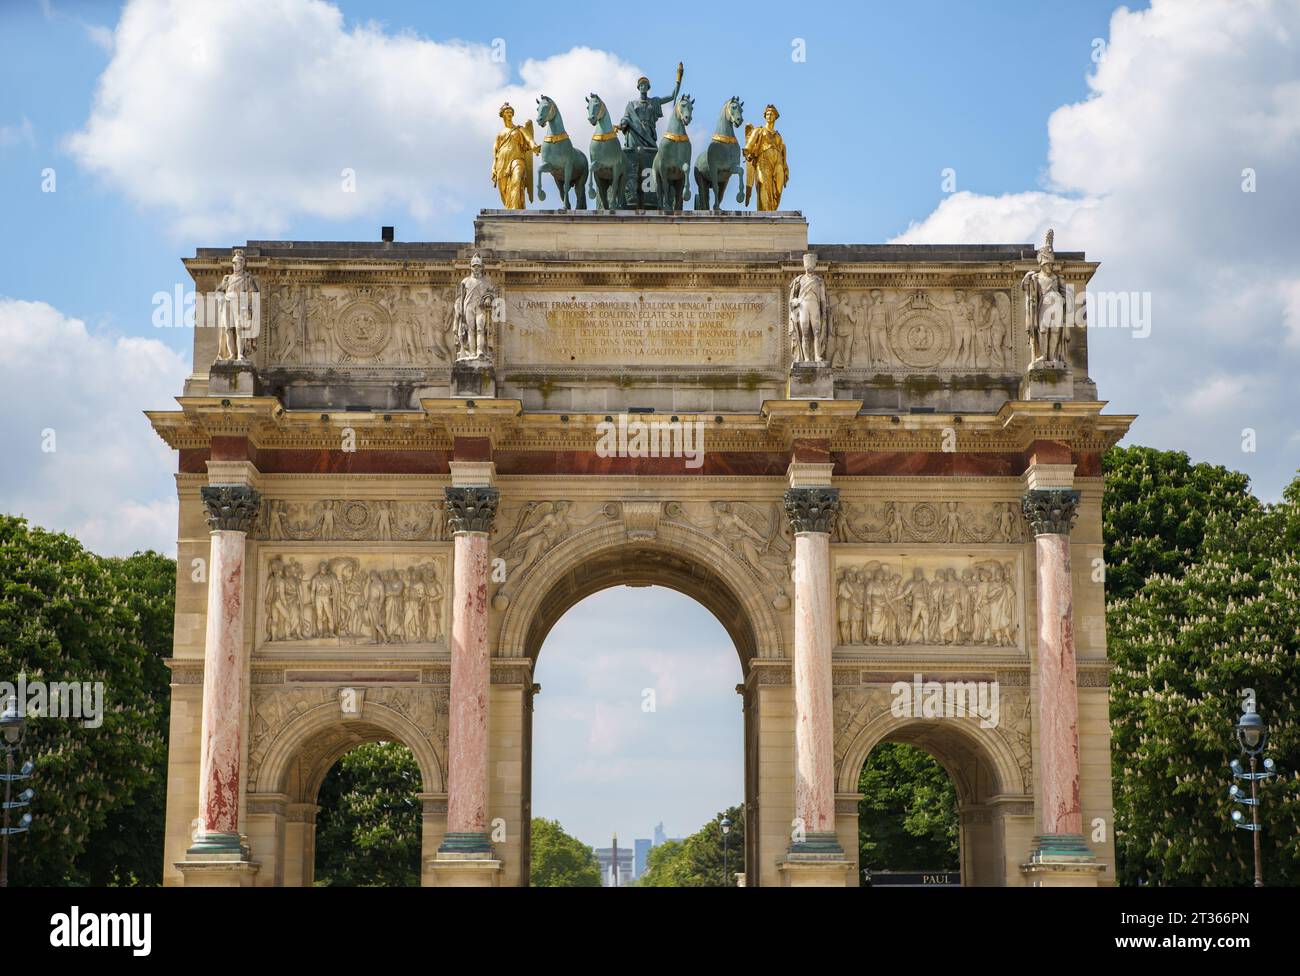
[495,510,787,664]
[833,684,1030,797]
[248,686,447,797]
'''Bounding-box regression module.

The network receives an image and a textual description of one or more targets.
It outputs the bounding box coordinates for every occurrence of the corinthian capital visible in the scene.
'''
[200,485,262,533]
[1020,489,1081,536]
[444,486,500,534]
[783,487,840,534]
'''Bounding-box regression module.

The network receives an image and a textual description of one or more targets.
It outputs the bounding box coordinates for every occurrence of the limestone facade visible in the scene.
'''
[151,211,1131,887]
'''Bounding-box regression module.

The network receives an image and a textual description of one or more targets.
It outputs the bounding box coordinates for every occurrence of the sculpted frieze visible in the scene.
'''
[260,498,448,542]
[833,500,1022,544]
[259,552,448,647]
[834,554,1022,649]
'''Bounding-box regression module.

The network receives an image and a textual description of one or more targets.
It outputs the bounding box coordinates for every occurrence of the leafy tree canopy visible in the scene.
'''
[529,818,601,887]
[0,516,172,886]
[314,741,422,886]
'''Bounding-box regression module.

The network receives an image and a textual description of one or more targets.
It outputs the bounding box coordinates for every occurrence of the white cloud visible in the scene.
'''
[0,298,188,557]
[0,117,35,151]
[66,0,641,237]
[893,0,1300,498]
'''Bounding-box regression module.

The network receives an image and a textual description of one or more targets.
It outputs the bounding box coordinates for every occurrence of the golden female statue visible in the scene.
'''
[491,103,539,209]
[743,104,789,211]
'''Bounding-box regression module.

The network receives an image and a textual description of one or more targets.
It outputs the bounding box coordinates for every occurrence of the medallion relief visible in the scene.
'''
[259,498,448,542]
[263,283,457,367]
[833,500,1022,544]
[829,288,1013,371]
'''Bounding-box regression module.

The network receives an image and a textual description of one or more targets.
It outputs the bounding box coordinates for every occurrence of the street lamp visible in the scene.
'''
[720,815,732,887]
[1229,710,1276,888]
[1,695,35,888]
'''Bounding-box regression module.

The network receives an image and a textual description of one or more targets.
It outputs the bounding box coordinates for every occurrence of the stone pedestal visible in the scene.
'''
[1020,835,1104,887]
[434,486,502,883]
[1020,364,1073,401]
[780,486,853,886]
[788,362,833,399]
[427,852,504,887]
[1019,488,1100,886]
[175,851,260,887]
[451,359,497,398]
[208,359,259,396]
[777,857,854,887]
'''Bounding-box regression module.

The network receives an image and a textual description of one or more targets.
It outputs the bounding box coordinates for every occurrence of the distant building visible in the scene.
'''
[634,838,652,877]
[593,836,637,887]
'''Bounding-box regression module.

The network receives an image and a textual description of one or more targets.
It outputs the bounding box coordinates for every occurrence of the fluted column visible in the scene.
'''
[189,484,260,855]
[783,486,842,853]
[439,485,499,854]
[1021,489,1089,850]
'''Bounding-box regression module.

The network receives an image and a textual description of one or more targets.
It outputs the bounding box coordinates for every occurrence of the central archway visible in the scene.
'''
[495,513,791,884]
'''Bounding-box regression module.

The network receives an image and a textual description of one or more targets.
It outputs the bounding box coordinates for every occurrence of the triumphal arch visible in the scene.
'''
[151,105,1131,886]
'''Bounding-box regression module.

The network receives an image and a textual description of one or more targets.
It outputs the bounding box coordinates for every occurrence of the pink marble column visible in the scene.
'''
[784,487,842,853]
[1022,489,1083,838]
[440,486,499,855]
[191,485,260,854]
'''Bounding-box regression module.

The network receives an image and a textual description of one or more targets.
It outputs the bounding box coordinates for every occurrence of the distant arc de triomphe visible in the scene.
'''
[150,210,1131,887]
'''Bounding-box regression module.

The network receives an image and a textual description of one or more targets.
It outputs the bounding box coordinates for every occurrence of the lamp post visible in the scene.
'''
[1,695,34,888]
[720,815,732,888]
[1229,710,1276,888]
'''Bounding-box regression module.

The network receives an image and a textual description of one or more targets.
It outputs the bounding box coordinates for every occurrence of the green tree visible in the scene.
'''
[314,741,422,886]
[79,550,175,885]
[857,742,959,872]
[1108,475,1300,885]
[529,818,601,886]
[637,806,744,886]
[0,516,172,886]
[1102,445,1256,602]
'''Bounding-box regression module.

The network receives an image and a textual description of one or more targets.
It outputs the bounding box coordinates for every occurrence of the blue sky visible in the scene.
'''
[3,0,1299,855]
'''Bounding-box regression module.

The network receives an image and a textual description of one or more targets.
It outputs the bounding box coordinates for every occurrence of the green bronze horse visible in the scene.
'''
[535,95,589,210]
[651,94,694,212]
[585,93,625,210]
[693,96,745,211]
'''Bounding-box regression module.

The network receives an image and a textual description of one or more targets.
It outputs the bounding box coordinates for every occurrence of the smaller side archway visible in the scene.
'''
[838,711,1031,887]
[244,694,447,886]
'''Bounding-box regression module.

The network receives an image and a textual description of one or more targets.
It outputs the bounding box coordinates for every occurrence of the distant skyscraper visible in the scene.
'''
[653,821,667,846]
[634,838,652,877]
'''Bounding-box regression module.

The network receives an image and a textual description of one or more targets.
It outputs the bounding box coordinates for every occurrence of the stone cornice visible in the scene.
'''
[149,394,1133,456]
[182,250,1099,291]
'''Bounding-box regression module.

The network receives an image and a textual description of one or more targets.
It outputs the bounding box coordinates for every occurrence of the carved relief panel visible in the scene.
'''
[261,283,457,368]
[258,498,448,542]
[257,549,450,649]
[832,551,1024,650]
[833,499,1023,545]
[829,288,1014,372]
